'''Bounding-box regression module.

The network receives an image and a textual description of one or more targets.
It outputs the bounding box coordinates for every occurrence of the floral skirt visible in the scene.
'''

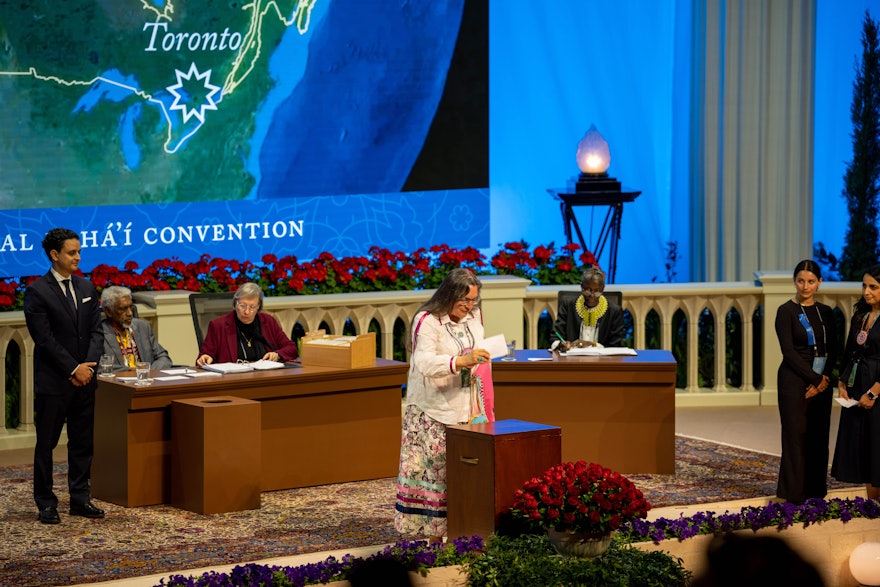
[394,404,448,537]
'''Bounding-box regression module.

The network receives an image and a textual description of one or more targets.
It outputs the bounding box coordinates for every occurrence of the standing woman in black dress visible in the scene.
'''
[832,264,880,500]
[775,259,837,504]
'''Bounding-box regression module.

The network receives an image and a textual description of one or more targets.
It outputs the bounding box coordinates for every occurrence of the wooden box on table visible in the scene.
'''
[300,330,376,369]
[446,419,562,540]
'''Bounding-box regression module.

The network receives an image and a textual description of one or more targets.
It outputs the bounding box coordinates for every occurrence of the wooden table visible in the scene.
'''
[92,360,407,507]
[491,349,676,474]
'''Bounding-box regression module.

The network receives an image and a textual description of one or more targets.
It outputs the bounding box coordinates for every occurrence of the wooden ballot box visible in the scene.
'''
[446,419,562,540]
[171,396,262,514]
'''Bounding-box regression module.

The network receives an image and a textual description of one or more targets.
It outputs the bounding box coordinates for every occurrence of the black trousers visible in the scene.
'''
[777,381,832,503]
[33,388,95,509]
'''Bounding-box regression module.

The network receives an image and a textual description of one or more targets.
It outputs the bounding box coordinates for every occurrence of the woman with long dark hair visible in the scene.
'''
[394,268,491,539]
[832,264,880,500]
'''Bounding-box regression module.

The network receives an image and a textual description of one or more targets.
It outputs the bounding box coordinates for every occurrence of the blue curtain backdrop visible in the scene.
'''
[490,0,866,283]
[489,1,679,284]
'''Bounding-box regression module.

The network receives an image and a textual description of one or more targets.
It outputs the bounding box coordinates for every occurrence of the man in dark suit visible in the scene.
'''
[24,228,105,524]
[553,267,625,348]
[100,286,172,371]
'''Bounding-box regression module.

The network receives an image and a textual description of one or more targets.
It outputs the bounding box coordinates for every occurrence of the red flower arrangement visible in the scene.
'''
[510,461,650,536]
[494,240,598,285]
[0,242,599,311]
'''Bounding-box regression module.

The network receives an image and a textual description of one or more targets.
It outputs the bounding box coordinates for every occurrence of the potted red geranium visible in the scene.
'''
[510,461,651,557]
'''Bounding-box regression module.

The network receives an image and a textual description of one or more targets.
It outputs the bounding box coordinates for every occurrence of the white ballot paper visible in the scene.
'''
[479,334,509,359]
[835,397,859,408]
[564,347,638,356]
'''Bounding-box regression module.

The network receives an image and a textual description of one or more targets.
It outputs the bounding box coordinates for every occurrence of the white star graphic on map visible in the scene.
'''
[166,62,221,124]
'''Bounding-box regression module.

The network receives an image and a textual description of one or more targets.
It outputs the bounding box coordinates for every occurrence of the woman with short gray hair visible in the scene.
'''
[196,282,297,365]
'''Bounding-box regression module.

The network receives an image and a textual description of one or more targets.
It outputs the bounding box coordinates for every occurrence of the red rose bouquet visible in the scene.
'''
[511,461,650,536]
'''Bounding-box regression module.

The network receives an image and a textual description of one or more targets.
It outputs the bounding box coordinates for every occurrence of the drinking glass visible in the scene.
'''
[503,340,516,361]
[135,361,151,386]
[98,354,114,378]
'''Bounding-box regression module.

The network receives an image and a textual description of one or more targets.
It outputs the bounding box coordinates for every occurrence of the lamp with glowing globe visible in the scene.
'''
[850,542,880,586]
[571,125,621,192]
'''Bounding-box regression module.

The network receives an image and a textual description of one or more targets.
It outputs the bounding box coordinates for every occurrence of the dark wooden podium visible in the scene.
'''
[446,419,561,540]
[492,349,676,474]
[171,396,262,514]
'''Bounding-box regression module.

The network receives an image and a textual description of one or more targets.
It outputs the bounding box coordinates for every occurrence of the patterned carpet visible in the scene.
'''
[0,436,857,587]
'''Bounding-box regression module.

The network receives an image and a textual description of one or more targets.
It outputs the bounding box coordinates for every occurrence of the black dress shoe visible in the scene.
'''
[69,502,105,519]
[38,506,61,524]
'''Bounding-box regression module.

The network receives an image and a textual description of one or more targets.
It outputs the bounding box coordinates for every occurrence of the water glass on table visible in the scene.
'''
[503,340,516,361]
[135,361,151,386]
[98,354,114,378]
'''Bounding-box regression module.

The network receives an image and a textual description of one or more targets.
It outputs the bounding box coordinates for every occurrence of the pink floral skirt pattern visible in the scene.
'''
[394,404,448,537]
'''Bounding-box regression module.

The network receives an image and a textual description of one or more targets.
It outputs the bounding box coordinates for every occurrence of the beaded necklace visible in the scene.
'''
[856,310,879,346]
[575,294,608,328]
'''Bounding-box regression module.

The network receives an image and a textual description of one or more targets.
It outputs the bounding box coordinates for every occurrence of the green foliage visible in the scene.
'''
[465,534,690,587]
[5,342,20,429]
[813,242,841,281]
[839,12,880,280]
[697,309,715,388]
[726,309,743,387]
[651,241,680,284]
[392,318,408,363]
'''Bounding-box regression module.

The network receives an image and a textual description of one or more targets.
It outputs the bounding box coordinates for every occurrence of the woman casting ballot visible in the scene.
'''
[394,268,491,540]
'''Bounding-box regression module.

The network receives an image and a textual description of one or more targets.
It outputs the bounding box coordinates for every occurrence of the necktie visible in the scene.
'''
[63,279,76,312]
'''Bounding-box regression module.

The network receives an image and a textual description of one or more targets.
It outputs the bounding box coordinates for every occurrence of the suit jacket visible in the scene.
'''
[199,311,298,363]
[553,295,625,348]
[24,272,104,395]
[102,317,173,371]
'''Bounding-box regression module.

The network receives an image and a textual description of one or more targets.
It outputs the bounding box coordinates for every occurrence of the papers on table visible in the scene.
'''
[200,362,253,374]
[563,347,638,356]
[306,336,358,346]
[200,360,286,374]
[835,397,859,408]
[162,368,200,375]
[249,359,286,370]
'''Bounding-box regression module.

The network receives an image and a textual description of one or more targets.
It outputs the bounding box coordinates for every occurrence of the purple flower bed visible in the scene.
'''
[618,496,880,544]
[156,536,484,587]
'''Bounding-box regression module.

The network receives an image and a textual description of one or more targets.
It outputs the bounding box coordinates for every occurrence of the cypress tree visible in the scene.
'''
[839,11,880,281]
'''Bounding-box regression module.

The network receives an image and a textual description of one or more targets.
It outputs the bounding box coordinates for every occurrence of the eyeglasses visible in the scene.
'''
[581,288,604,297]
[236,301,260,313]
[458,296,480,306]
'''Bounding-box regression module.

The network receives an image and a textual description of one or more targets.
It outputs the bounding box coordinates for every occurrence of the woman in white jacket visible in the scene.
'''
[393,268,491,540]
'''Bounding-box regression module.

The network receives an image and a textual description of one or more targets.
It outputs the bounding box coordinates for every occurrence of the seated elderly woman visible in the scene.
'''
[196,282,298,366]
[553,267,625,349]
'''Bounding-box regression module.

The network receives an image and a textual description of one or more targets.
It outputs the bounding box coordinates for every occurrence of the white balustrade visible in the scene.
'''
[0,273,862,449]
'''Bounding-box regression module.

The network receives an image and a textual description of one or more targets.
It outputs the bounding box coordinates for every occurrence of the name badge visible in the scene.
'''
[811,356,827,375]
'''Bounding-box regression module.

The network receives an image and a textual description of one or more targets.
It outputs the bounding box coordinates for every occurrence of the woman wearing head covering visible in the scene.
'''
[196,282,297,365]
